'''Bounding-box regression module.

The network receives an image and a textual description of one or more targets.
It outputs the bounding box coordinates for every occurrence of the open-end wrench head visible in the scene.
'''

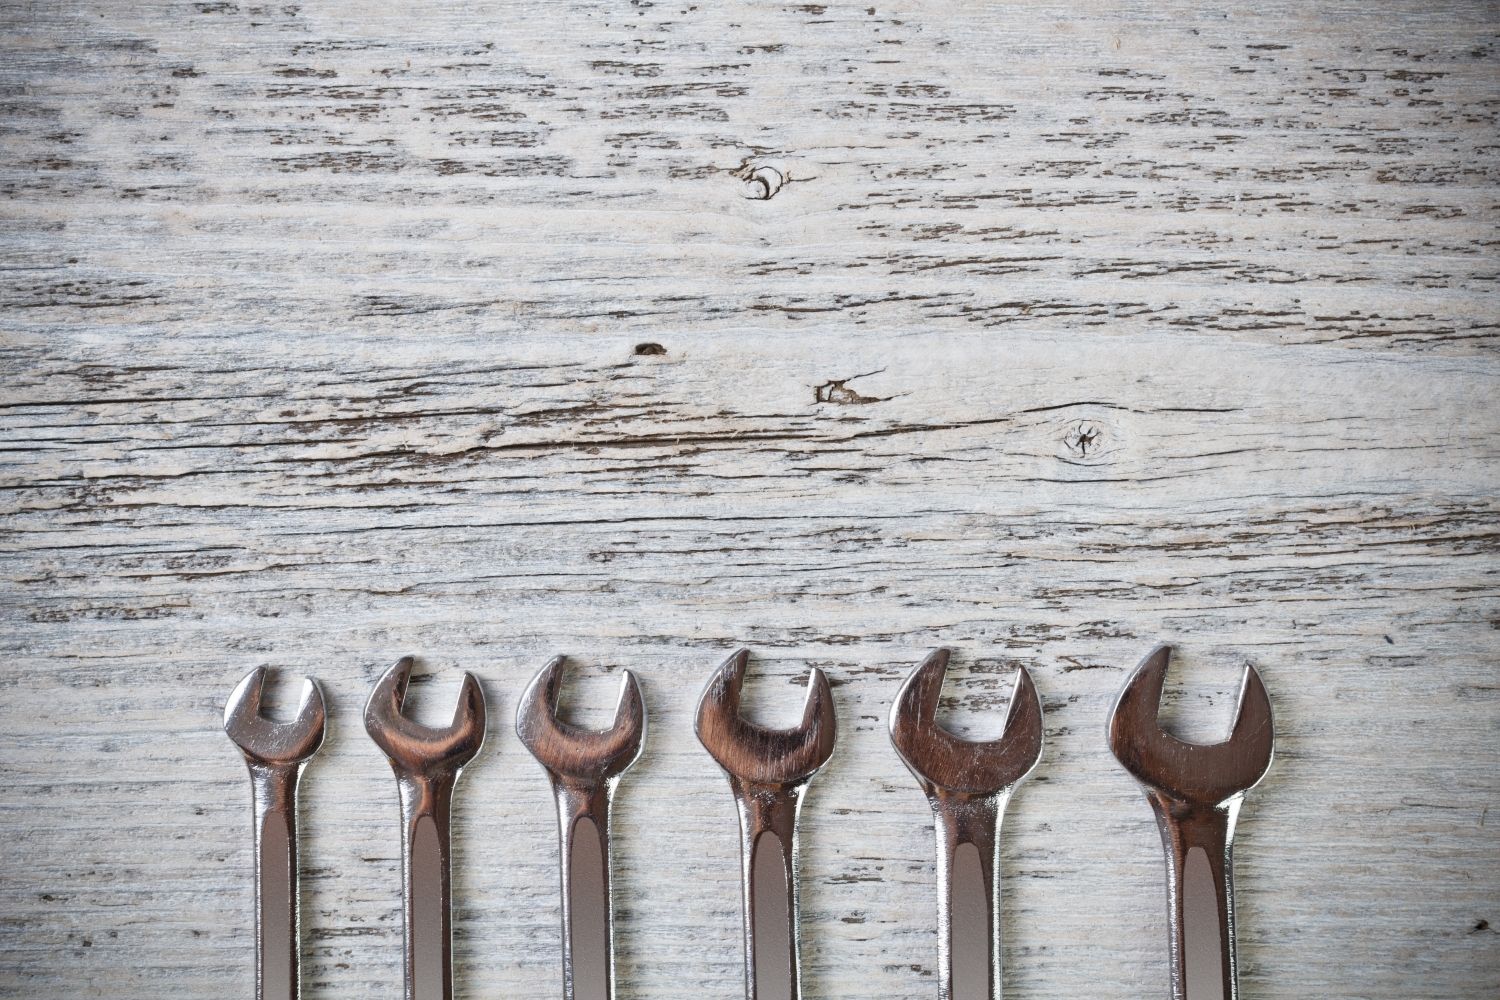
[223,666,326,767]
[364,656,486,775]
[515,655,645,784]
[1107,644,1274,808]
[695,648,836,786]
[888,649,1043,797]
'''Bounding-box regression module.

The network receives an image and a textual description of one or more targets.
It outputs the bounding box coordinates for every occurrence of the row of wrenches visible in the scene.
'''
[224,644,1275,1000]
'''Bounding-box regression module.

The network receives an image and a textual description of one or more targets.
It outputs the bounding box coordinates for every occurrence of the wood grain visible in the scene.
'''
[1,2,1497,998]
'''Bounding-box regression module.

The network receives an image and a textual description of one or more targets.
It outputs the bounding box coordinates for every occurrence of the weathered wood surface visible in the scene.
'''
[2,1,1498,997]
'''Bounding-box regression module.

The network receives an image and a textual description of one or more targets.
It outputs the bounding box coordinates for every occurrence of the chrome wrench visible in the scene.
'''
[516,656,646,1000]
[365,657,486,1000]
[888,649,1043,1000]
[1107,644,1274,1000]
[695,649,837,1000]
[223,666,327,1000]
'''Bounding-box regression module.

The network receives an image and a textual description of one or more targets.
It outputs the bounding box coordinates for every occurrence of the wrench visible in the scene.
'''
[1107,644,1274,1000]
[223,666,327,1000]
[516,656,646,1000]
[695,648,837,1000]
[888,649,1043,1000]
[365,656,487,1000]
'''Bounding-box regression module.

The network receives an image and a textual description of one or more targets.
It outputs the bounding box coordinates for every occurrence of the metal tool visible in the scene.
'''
[695,648,837,1000]
[888,649,1043,1000]
[223,666,327,1000]
[364,656,486,1000]
[1107,644,1274,1000]
[516,656,646,1000]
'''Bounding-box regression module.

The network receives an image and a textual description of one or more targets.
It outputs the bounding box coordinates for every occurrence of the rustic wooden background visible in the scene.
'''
[2,1,1497,997]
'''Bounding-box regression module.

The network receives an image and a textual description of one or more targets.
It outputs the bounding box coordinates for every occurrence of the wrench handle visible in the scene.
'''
[554,782,618,1000]
[249,763,303,1000]
[731,779,809,1000]
[931,791,1008,1000]
[1150,794,1244,1000]
[398,775,458,1000]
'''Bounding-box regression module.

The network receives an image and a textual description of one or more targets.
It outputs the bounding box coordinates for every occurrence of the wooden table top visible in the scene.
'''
[2,2,1496,997]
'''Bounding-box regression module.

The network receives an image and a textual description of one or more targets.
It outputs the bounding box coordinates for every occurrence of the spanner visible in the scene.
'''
[223,666,327,1000]
[888,649,1043,1000]
[516,656,646,1000]
[1107,644,1274,1000]
[365,656,487,1000]
[695,648,837,1000]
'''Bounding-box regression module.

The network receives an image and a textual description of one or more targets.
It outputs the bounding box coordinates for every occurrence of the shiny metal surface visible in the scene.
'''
[695,649,836,1000]
[364,657,486,1000]
[887,649,1043,1000]
[516,656,646,1000]
[223,666,327,1000]
[1107,644,1275,1000]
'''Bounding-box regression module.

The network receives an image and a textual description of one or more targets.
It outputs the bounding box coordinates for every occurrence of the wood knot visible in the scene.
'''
[1063,421,1104,458]
[734,159,790,200]
[814,369,885,405]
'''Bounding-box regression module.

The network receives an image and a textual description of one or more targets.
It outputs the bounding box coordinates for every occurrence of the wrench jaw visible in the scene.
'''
[694,648,837,789]
[515,656,646,788]
[223,667,327,769]
[1106,644,1274,810]
[888,649,1044,801]
[364,657,487,781]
